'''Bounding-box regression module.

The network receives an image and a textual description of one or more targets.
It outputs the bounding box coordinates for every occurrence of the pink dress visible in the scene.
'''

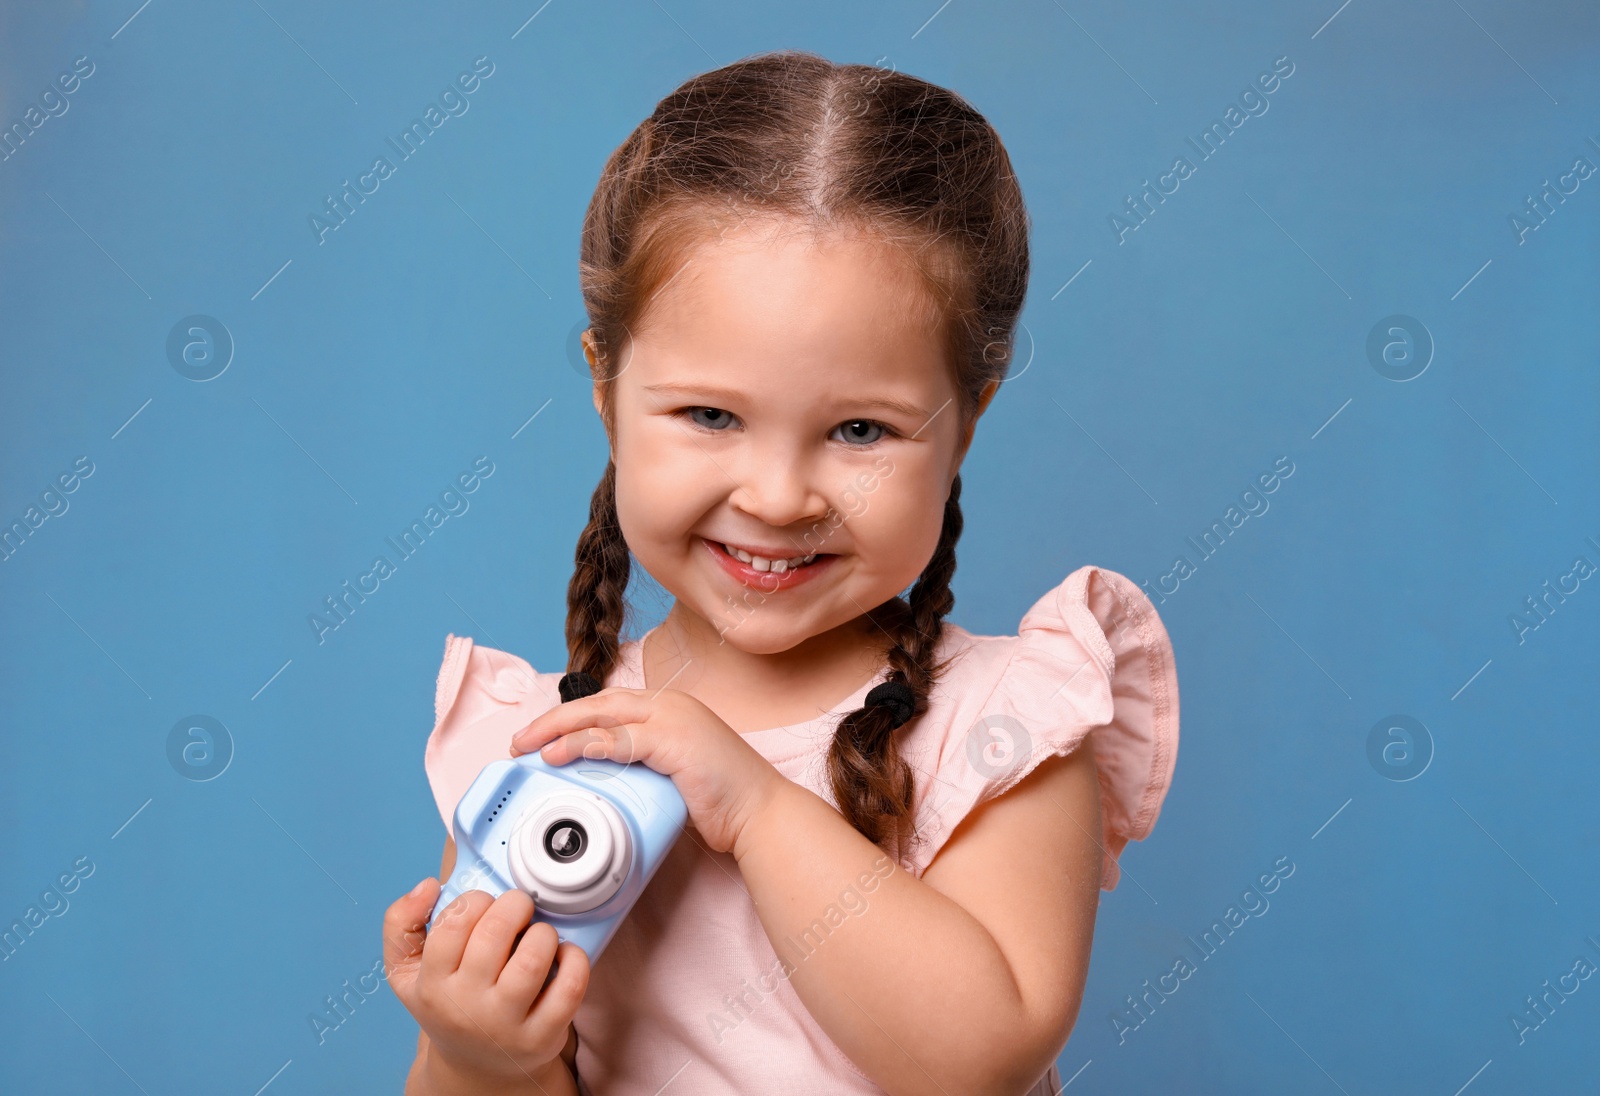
[424,564,1179,1095]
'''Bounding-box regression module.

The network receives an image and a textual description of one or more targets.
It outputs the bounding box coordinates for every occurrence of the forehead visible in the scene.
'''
[622,220,953,409]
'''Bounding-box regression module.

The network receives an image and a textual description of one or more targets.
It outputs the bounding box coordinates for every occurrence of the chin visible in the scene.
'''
[703,607,823,654]
[709,619,802,654]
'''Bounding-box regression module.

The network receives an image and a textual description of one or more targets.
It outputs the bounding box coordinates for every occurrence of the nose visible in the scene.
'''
[727,440,831,534]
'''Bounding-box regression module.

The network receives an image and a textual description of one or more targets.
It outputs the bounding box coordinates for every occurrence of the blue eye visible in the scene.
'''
[685,407,737,430]
[677,408,892,446]
[832,419,888,446]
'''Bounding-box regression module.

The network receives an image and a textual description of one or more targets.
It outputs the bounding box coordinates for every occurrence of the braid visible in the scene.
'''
[825,474,965,861]
[565,459,631,684]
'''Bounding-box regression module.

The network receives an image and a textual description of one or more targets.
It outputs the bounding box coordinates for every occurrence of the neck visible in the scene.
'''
[644,602,889,710]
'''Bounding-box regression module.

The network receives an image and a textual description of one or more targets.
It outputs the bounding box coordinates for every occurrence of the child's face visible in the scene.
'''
[597,219,982,655]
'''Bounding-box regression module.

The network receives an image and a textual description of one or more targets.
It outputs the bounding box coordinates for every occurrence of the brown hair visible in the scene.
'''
[567,49,1030,862]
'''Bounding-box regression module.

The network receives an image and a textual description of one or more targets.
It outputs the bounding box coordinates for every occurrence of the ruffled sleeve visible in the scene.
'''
[423,634,564,834]
[910,565,1179,890]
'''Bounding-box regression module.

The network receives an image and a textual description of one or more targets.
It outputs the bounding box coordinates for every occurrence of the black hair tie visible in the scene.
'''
[558,671,602,703]
[864,680,916,728]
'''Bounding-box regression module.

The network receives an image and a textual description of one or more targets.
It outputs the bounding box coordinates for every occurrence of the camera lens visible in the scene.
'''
[506,789,630,914]
[544,819,587,862]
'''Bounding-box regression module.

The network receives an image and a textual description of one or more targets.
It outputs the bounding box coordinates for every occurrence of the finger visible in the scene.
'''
[418,889,494,978]
[538,723,643,767]
[509,689,649,756]
[458,889,536,985]
[382,877,440,973]
[528,940,591,1025]
[497,917,561,1007]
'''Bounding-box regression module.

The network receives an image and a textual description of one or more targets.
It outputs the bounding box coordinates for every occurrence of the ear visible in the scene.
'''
[592,382,615,459]
[953,379,1001,468]
[583,330,616,456]
[974,378,1000,418]
[581,328,600,375]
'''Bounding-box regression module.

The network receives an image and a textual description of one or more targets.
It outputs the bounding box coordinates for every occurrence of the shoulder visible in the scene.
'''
[902,564,1181,889]
[423,634,567,834]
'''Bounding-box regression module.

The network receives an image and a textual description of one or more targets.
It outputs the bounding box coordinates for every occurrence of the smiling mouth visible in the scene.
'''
[701,536,839,589]
[714,540,825,574]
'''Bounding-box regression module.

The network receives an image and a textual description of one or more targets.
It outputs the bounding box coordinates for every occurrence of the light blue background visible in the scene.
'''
[2,2,1597,1093]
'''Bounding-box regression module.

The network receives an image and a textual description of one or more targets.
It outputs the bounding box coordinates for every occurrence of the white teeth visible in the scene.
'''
[721,542,817,572]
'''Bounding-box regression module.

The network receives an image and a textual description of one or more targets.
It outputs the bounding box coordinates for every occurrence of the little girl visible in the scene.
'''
[384,49,1178,1096]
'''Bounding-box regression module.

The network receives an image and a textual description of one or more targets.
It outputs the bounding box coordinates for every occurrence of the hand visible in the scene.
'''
[510,686,784,855]
[383,877,589,1089]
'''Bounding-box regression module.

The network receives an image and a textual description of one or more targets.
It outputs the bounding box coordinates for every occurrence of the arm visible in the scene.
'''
[406,1045,576,1096]
[403,836,582,1096]
[731,746,1102,1096]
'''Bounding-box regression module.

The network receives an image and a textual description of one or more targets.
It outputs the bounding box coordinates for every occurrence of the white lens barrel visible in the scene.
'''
[506,790,632,914]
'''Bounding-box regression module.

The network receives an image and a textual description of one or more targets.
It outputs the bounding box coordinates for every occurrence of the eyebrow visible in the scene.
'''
[641,382,931,421]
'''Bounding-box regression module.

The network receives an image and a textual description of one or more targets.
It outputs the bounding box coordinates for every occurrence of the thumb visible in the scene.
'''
[382,877,441,983]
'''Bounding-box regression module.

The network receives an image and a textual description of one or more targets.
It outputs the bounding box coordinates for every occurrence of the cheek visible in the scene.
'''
[613,426,717,542]
[841,462,948,577]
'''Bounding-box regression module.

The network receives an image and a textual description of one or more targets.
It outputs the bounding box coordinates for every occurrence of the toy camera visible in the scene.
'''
[427,750,688,967]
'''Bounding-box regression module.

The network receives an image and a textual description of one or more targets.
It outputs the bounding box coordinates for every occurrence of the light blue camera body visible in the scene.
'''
[428,752,688,965]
